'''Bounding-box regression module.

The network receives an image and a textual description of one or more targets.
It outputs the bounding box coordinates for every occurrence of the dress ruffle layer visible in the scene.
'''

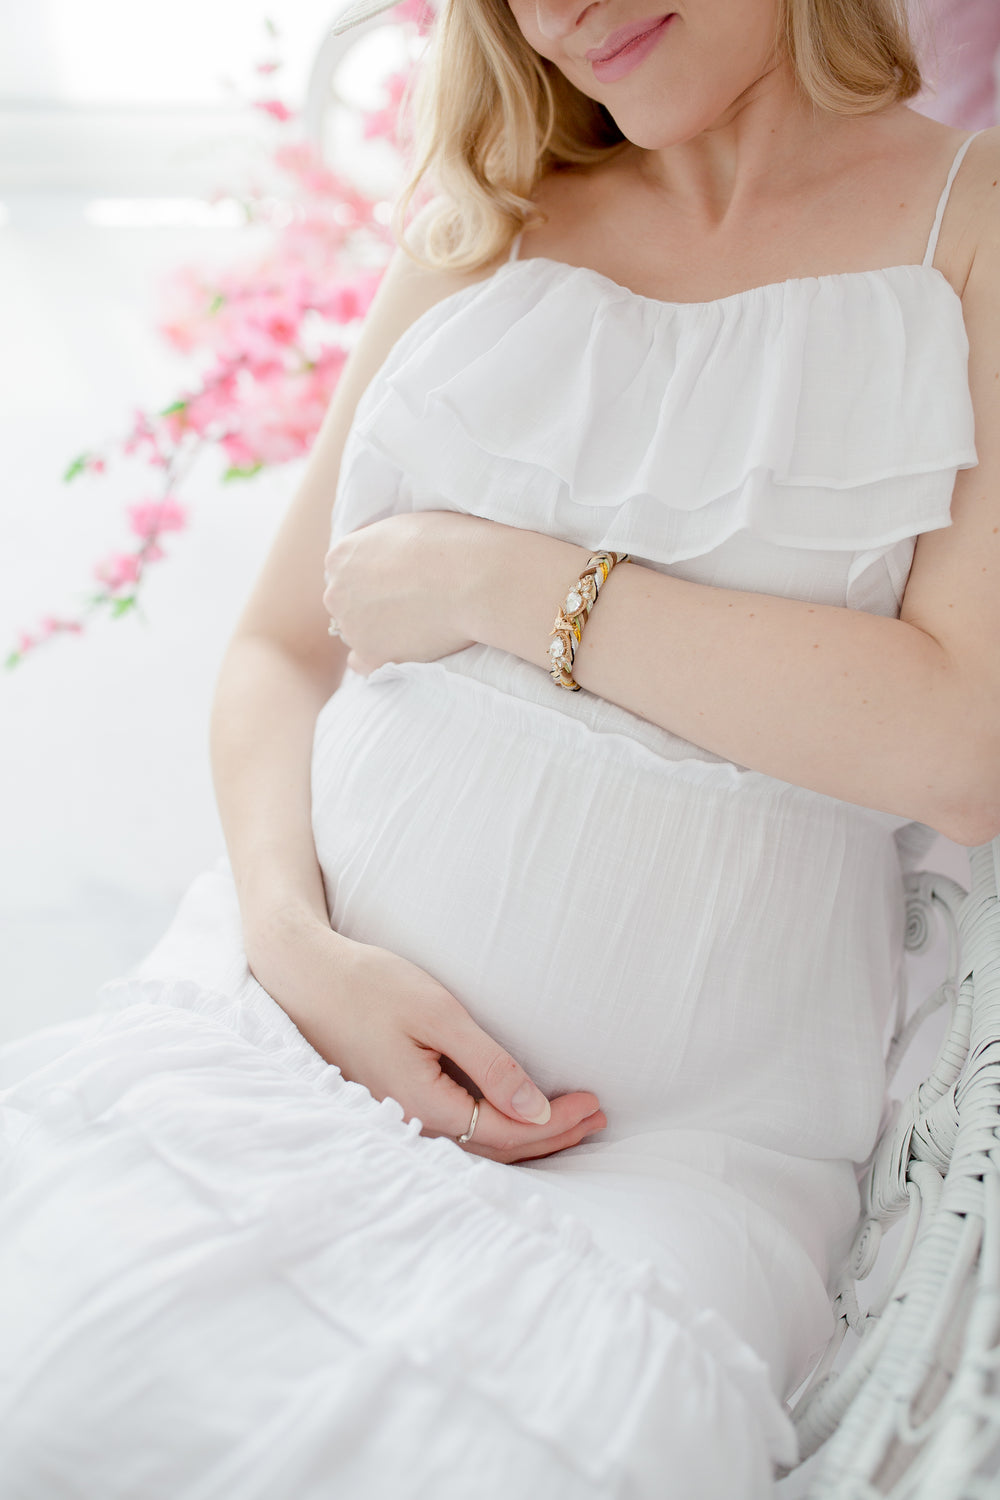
[0,969,797,1499]
[332,259,976,568]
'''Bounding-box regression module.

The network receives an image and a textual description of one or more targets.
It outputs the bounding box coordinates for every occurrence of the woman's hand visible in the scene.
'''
[322,510,489,675]
[281,926,607,1164]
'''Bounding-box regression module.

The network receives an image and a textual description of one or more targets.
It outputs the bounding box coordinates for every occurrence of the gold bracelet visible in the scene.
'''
[547,550,630,691]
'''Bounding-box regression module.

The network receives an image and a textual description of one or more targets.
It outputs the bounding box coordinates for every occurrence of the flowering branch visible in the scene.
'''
[8,3,433,668]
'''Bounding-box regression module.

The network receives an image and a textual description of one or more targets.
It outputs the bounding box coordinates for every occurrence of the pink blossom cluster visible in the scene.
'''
[154,252,382,472]
[362,69,414,148]
[88,497,188,606]
[8,10,429,668]
[13,618,84,659]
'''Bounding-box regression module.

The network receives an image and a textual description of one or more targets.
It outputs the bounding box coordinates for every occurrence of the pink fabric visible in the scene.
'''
[915,0,1000,130]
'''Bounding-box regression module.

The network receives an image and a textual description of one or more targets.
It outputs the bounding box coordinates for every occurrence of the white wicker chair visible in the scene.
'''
[782,838,1000,1495]
[306,16,1000,1491]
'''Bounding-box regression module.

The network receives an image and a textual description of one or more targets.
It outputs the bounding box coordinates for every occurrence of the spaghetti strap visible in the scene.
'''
[923,131,986,268]
[507,229,524,264]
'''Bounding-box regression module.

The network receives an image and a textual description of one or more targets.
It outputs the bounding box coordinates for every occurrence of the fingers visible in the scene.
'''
[468,1109,608,1164]
[462,1091,602,1153]
[425,1006,555,1125]
[416,1058,603,1156]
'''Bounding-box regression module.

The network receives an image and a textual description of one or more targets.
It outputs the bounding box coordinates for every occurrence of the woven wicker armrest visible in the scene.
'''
[781,838,1000,1497]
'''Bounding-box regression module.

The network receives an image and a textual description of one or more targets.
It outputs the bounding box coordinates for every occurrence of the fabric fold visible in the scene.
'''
[330,258,977,570]
[0,974,798,1497]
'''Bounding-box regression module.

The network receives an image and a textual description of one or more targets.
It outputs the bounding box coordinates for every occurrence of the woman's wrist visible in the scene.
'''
[456,517,593,667]
[241,883,360,1008]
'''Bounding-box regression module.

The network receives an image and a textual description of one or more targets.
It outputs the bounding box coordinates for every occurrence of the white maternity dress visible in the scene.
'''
[0,131,983,1499]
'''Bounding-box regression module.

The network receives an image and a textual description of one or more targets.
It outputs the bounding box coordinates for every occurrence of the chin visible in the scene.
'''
[601,97,732,151]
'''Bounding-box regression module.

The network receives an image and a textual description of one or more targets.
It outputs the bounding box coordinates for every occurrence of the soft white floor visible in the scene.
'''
[0,190,976,1498]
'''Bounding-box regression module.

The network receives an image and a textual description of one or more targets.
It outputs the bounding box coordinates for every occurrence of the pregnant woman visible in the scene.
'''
[2,0,999,1495]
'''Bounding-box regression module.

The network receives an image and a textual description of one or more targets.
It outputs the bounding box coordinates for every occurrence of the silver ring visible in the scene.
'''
[456,1098,480,1145]
[327,619,343,638]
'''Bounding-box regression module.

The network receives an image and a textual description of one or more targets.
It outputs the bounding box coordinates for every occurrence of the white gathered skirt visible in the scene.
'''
[0,651,911,1498]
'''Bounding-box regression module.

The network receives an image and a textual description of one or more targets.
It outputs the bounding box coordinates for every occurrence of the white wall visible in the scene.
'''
[0,213,293,1040]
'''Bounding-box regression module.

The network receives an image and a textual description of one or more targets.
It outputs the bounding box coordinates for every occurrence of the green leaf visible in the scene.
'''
[264,16,279,37]
[222,462,264,482]
[111,595,137,618]
[4,651,21,670]
[159,400,188,417]
[63,454,89,482]
[208,293,225,315]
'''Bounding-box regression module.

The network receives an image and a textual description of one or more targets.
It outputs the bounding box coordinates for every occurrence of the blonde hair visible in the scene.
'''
[391,0,924,271]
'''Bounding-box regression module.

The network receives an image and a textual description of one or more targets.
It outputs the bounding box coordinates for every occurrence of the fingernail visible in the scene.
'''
[511,1082,551,1124]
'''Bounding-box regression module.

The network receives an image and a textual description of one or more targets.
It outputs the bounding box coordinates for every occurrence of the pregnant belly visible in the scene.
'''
[310,659,905,1159]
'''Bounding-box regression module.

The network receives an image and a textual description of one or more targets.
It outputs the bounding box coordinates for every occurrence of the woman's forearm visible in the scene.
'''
[459,523,997,845]
[210,634,357,1008]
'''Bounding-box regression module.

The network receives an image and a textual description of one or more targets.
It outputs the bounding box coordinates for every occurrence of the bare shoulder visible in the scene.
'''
[386,195,510,313]
[940,125,1000,296]
[959,126,1000,264]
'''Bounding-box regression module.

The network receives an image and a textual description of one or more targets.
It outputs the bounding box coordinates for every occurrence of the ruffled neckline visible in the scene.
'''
[400,255,963,347]
[510,255,958,312]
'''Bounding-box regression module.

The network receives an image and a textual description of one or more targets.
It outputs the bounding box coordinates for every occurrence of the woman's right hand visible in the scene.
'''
[280,928,607,1165]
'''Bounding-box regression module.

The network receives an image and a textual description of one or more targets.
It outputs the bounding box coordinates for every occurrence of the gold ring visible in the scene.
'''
[456,1098,480,1145]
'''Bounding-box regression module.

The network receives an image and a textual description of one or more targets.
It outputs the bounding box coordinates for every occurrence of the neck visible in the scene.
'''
[622,67,861,228]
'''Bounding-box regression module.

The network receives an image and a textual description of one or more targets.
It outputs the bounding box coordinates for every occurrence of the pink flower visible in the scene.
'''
[221,431,260,469]
[122,407,172,465]
[122,408,154,455]
[316,272,383,325]
[394,0,435,30]
[362,71,411,142]
[273,142,344,198]
[127,497,187,538]
[253,99,293,123]
[39,616,83,637]
[214,357,339,470]
[94,552,141,591]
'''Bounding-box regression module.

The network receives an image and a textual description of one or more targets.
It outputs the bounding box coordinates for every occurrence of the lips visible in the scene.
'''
[585,12,673,63]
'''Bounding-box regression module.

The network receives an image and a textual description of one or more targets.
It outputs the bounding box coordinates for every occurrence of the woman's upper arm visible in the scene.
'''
[898,133,1000,759]
[227,208,485,677]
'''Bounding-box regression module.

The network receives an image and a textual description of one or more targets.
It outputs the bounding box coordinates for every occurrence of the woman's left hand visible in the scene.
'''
[322,510,486,675]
